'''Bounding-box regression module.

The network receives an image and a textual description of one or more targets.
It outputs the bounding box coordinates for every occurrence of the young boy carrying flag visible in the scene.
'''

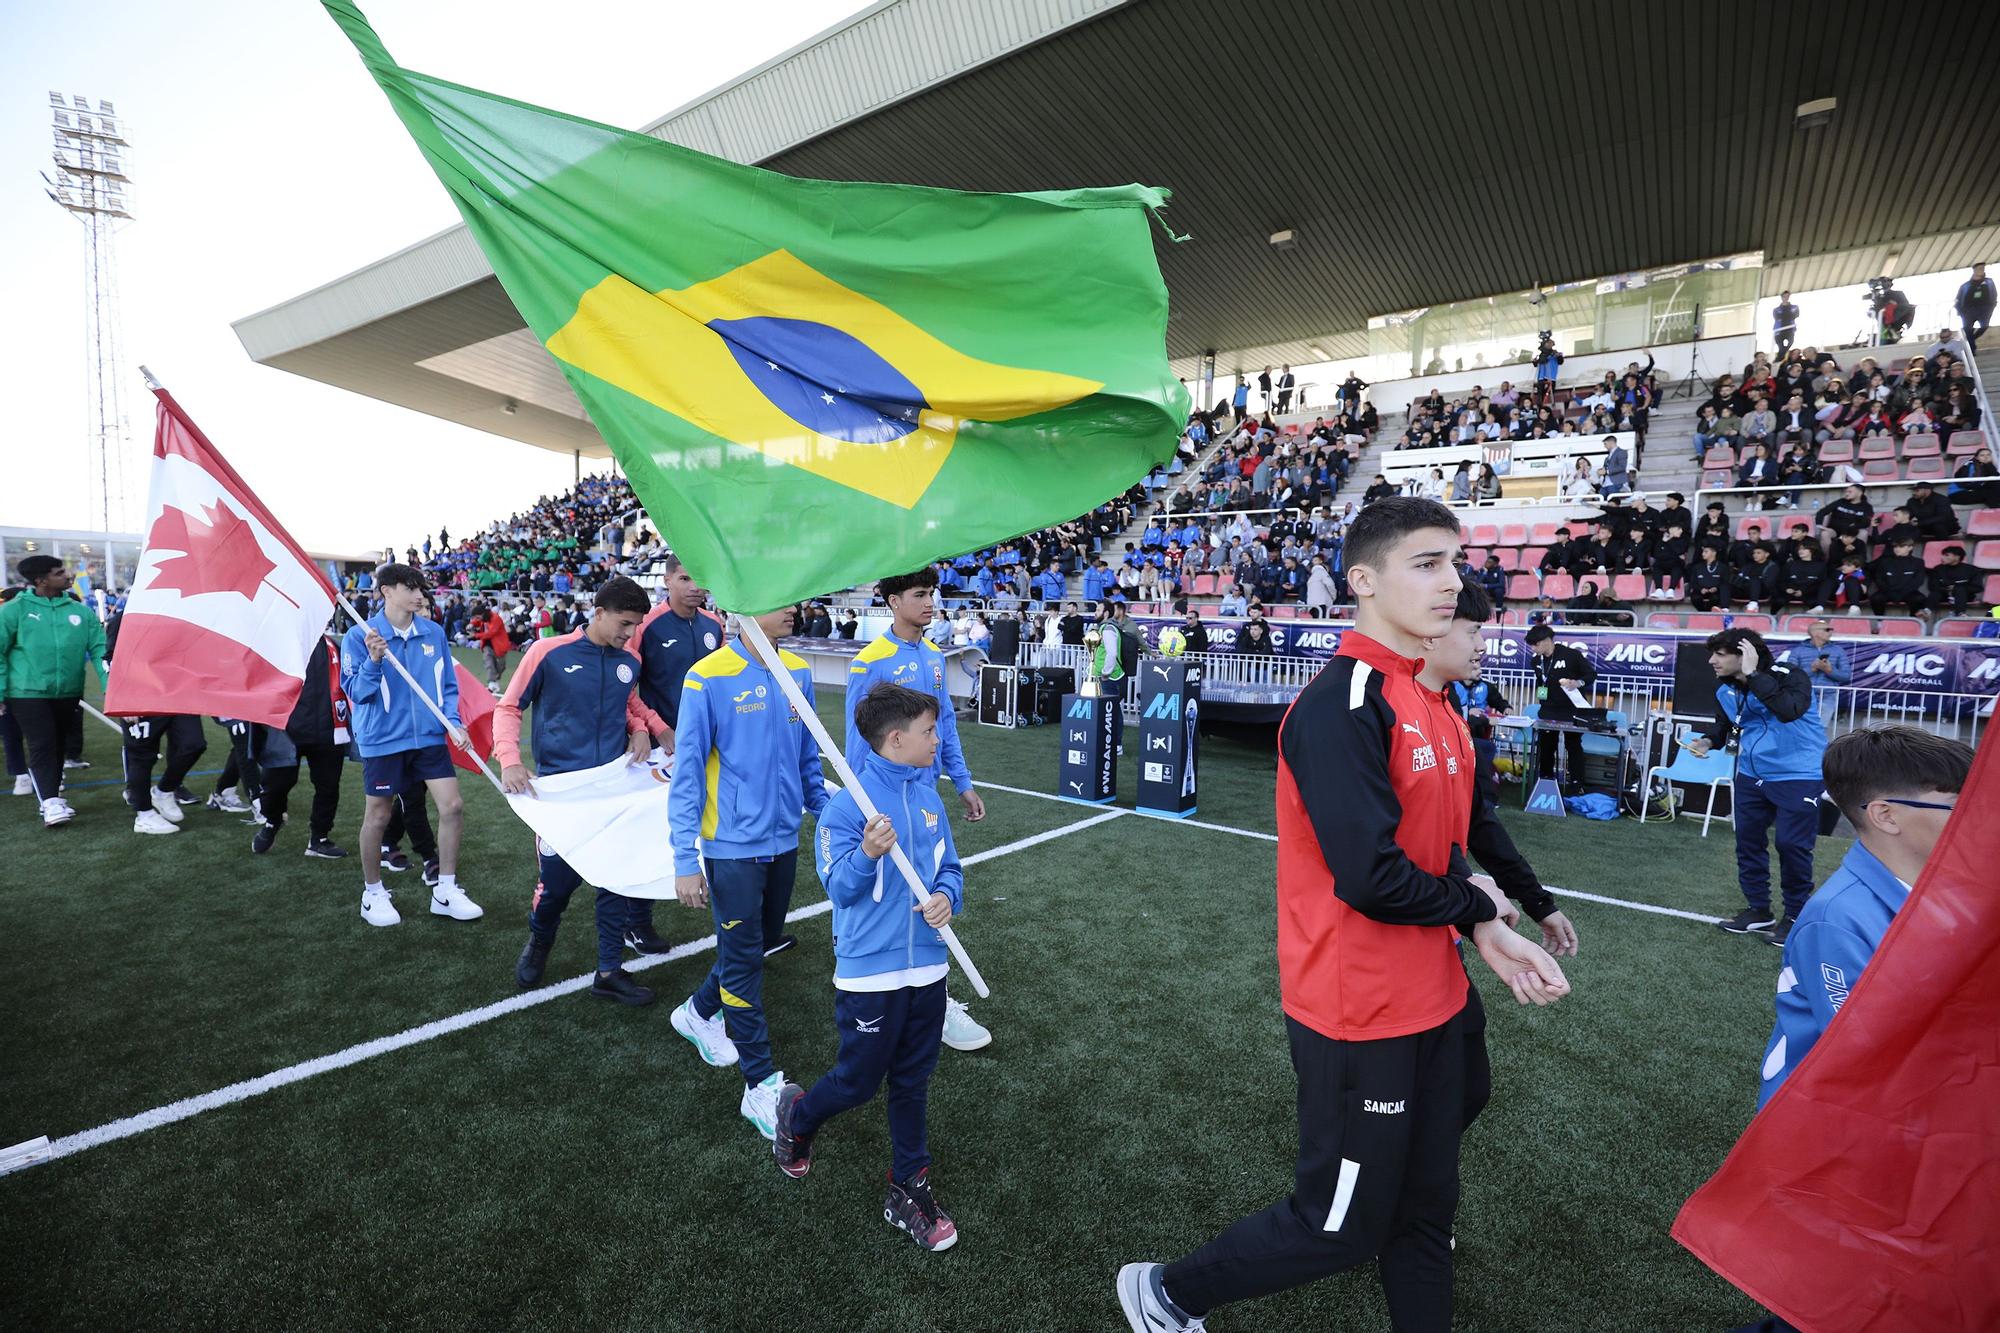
[667,602,829,1139]
[774,681,964,1252]
[845,568,991,1053]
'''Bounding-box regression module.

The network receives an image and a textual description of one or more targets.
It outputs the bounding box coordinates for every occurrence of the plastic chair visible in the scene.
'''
[1901,434,1940,458]
[1817,440,1854,464]
[1190,573,1217,596]
[1947,429,1987,456]
[1904,455,1948,483]
[1975,541,2000,569]
[1529,521,1563,545]
[1969,509,2000,538]
[1499,523,1529,547]
[1611,573,1647,602]
[1493,547,1521,572]
[1506,573,1539,600]
[1701,468,1735,490]
[1876,616,1925,637]
[1645,612,1683,629]
[1860,458,1899,481]
[1857,437,1898,462]
[1648,736,1736,836]
[1469,523,1501,547]
[1702,445,1737,469]
[1541,573,1575,601]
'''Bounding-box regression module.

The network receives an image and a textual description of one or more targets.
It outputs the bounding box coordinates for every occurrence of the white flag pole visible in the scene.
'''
[79,700,125,735]
[733,613,990,999]
[336,592,506,795]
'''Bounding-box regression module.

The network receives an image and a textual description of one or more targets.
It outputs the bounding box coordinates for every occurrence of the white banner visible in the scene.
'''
[1380,433,1623,487]
[505,749,679,899]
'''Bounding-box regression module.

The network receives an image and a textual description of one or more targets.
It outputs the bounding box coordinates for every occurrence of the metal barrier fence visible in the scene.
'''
[1014,648,1995,748]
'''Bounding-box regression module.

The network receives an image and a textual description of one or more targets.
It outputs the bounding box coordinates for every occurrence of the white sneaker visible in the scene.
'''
[741,1071,785,1140]
[208,787,251,813]
[11,775,31,796]
[133,808,180,836]
[41,798,75,828]
[671,999,740,1068]
[62,758,90,770]
[429,884,484,921]
[360,885,401,927]
[150,788,186,824]
[941,996,993,1052]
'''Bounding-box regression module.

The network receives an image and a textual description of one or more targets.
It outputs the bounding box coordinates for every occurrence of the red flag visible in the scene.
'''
[450,662,496,774]
[105,391,339,725]
[1672,731,2000,1332]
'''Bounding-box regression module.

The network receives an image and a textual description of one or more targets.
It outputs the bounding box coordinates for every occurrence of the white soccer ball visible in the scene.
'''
[1156,627,1187,657]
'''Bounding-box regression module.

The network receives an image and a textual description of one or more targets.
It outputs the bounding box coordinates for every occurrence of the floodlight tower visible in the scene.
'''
[44,93,135,534]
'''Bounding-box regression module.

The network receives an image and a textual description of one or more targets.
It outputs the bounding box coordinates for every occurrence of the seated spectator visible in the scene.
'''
[1779,538,1830,613]
[1936,384,1981,441]
[1539,529,1577,577]
[1855,401,1897,440]
[1775,393,1814,448]
[1474,555,1508,610]
[1727,523,1773,571]
[1475,462,1503,501]
[1927,545,1979,616]
[1730,544,1781,612]
[1687,542,1730,612]
[1949,446,2000,506]
[1235,619,1275,656]
[1869,536,1930,617]
[1647,521,1690,599]
[1816,484,1875,540]
[1564,458,1599,498]
[1736,442,1780,508]
[1741,397,1776,447]
[1363,474,1396,504]
[1827,555,1871,615]
[1693,404,1724,460]
[1904,481,1960,538]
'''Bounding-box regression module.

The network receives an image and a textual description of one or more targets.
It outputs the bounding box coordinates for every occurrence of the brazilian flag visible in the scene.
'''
[324,2,1189,613]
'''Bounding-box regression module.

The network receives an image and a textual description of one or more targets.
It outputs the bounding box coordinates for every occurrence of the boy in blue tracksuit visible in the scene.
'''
[499,577,665,1005]
[774,681,964,1252]
[1685,628,1827,945]
[1755,726,1972,1111]
[845,568,992,1053]
[667,603,829,1139]
[340,563,483,930]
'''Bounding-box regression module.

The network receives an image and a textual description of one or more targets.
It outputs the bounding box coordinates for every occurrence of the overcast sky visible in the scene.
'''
[1,0,861,554]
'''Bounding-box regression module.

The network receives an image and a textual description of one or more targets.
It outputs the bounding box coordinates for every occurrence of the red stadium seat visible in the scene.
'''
[1974,541,2000,569]
[1685,614,1726,631]
[1469,523,1501,547]
[1506,573,1539,600]
[1937,618,1983,638]
[1493,547,1521,572]
[1861,458,1899,481]
[1984,574,2000,603]
[1732,613,1774,631]
[1876,616,1925,638]
[1781,614,1823,633]
[1857,438,1897,461]
[1817,440,1854,464]
[1701,468,1735,490]
[1521,545,1548,570]
[1461,547,1487,567]
[1901,433,1940,458]
[1904,455,1948,483]
[1611,573,1647,602]
[1528,521,1565,545]
[1214,573,1233,592]
[1541,573,1575,601]
[1190,573,1217,595]
[1922,541,1957,566]
[1970,509,2000,537]
[1947,429,1987,457]
[1646,612,1681,628]
[1701,445,1737,469]
[1498,523,1529,547]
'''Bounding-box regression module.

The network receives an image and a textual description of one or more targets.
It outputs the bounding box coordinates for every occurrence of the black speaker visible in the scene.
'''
[1673,642,1718,719]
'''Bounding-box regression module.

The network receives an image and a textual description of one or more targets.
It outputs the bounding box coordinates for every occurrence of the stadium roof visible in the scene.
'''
[234,0,2000,458]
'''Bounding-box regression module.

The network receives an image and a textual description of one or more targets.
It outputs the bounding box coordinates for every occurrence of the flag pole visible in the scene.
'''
[335,592,506,795]
[733,613,990,999]
[79,700,125,735]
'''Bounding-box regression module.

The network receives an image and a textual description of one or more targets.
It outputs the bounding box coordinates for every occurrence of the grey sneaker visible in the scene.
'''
[1117,1262,1205,1331]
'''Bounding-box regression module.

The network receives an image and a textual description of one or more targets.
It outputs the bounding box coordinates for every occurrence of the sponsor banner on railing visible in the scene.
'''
[1130,616,2000,697]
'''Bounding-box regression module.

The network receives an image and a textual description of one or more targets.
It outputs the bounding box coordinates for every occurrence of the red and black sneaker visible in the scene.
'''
[773,1081,813,1179]
[883,1168,957,1251]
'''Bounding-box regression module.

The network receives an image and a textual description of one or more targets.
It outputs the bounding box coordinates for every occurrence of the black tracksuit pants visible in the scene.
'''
[121,715,207,809]
[1162,1003,1472,1329]
[11,698,83,804]
[259,742,347,842]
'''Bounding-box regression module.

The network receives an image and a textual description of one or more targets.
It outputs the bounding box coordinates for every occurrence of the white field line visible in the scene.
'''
[6,811,1125,1177]
[974,781,1728,920]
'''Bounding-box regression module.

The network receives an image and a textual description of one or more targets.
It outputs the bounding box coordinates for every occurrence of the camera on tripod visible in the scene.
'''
[1866,276,1914,344]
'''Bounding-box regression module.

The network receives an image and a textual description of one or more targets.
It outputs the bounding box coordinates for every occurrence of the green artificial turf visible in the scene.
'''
[0,651,1811,1330]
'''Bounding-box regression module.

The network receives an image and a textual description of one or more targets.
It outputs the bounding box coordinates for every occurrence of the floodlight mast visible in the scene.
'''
[45,92,136,535]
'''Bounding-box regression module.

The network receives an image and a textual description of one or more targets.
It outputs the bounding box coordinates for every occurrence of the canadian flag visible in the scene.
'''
[103,390,339,725]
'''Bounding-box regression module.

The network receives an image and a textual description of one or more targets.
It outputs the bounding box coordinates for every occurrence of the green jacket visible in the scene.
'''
[0,592,109,699]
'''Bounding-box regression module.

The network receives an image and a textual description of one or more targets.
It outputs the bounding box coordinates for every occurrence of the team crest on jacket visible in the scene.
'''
[616,662,634,684]
[932,664,944,689]
[704,632,718,649]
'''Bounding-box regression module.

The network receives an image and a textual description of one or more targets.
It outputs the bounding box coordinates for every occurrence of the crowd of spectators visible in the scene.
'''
[1394,355,1661,457]
[1691,332,1986,509]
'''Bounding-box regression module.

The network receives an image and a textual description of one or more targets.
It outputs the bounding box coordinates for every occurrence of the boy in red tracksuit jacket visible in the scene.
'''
[1118,497,1573,1333]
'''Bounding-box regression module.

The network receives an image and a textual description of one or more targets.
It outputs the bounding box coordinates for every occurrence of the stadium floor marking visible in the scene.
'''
[974,781,1728,923]
[5,809,1125,1178]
